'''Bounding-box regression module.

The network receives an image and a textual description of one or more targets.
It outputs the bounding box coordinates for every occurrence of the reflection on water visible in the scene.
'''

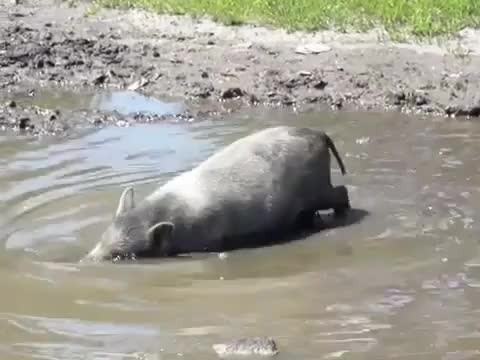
[10,89,185,116]
[1,107,480,359]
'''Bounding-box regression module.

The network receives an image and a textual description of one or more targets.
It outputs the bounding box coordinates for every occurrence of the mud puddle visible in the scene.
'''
[2,107,480,359]
[11,89,186,117]
[1,88,194,136]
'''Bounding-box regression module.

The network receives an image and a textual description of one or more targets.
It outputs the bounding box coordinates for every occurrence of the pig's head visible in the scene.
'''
[81,187,175,262]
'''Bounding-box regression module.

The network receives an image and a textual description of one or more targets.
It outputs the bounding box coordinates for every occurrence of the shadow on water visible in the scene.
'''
[320,207,370,231]
[213,208,371,254]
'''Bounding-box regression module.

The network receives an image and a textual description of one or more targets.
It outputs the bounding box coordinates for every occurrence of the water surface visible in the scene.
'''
[10,89,185,116]
[1,107,480,359]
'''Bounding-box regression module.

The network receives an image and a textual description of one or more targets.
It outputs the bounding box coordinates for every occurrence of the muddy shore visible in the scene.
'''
[2,0,480,135]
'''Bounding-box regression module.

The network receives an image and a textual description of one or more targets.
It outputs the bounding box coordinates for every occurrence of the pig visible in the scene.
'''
[82,126,350,262]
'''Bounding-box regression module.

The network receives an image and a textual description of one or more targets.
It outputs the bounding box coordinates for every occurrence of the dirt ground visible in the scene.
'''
[2,0,480,135]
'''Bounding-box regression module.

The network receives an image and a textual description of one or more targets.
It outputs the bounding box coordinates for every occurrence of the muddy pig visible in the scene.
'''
[82,126,350,262]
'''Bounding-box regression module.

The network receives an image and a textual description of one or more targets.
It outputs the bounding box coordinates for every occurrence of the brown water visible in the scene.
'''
[1,101,480,359]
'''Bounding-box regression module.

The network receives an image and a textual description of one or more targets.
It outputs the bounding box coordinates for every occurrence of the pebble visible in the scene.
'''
[213,337,279,358]
[295,43,331,54]
[298,70,312,76]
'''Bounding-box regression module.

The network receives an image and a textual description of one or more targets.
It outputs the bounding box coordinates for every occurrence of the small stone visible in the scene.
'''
[201,71,209,79]
[313,80,328,90]
[191,83,214,98]
[127,77,149,91]
[93,73,108,85]
[333,97,343,109]
[415,94,429,106]
[445,105,462,116]
[249,94,259,104]
[235,42,252,50]
[284,78,298,89]
[355,79,368,88]
[36,59,45,69]
[281,96,295,106]
[265,69,280,77]
[454,80,466,91]
[18,117,30,130]
[299,70,312,76]
[304,96,320,103]
[213,337,278,358]
[390,90,406,105]
[7,100,16,108]
[295,43,331,55]
[221,87,245,99]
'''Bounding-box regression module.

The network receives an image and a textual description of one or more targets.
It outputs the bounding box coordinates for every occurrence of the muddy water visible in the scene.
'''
[10,89,186,116]
[1,100,480,360]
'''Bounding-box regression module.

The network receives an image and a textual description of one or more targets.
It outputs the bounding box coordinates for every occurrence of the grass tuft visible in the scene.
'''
[93,0,480,37]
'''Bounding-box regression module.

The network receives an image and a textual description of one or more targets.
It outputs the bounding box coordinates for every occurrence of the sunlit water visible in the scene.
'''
[9,89,186,116]
[1,100,480,359]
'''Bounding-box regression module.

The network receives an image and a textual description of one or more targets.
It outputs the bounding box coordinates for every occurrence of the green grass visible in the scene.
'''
[93,0,480,37]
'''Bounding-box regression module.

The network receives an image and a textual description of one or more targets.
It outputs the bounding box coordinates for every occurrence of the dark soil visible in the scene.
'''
[2,0,480,135]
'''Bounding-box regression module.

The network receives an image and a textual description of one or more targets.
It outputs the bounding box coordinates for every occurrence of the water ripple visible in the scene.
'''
[1,109,480,360]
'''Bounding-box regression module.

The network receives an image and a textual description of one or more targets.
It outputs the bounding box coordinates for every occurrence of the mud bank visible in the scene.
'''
[2,0,480,135]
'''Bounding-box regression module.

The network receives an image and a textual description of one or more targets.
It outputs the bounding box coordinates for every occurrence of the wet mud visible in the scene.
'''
[2,0,480,135]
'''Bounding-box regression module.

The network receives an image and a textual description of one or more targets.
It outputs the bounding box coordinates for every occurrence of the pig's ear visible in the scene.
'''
[147,221,175,255]
[115,186,135,217]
